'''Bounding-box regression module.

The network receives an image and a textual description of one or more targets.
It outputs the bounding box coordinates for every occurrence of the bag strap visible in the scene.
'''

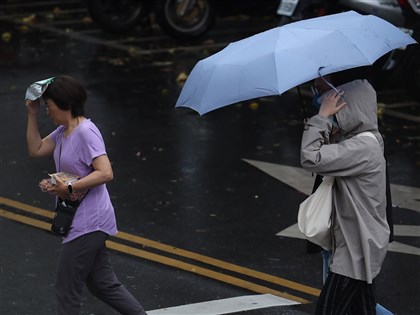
[59,190,89,207]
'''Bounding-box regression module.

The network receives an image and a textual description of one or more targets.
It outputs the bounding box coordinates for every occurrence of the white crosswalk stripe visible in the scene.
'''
[242,158,420,213]
[243,158,420,256]
[147,294,300,315]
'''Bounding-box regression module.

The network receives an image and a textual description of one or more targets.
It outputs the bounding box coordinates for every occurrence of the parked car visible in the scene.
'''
[87,0,280,38]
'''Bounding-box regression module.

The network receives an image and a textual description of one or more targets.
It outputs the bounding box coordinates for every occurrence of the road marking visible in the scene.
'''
[146,294,299,315]
[0,197,53,218]
[243,159,420,256]
[387,241,420,256]
[0,208,308,303]
[276,223,420,256]
[0,199,315,302]
[242,158,420,212]
[0,196,319,297]
[106,241,308,304]
[394,224,420,237]
[277,223,420,239]
[116,231,319,296]
[388,184,420,213]
[0,208,51,230]
[276,223,305,240]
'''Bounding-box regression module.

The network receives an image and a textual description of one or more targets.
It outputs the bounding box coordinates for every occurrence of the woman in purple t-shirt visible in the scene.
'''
[26,75,146,315]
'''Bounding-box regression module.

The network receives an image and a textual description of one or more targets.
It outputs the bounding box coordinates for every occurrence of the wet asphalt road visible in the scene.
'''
[1,1,420,314]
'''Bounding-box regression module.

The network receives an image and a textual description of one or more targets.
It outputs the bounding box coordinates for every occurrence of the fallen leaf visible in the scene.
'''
[22,14,36,24]
[45,13,54,21]
[202,39,215,45]
[82,16,93,24]
[128,47,141,57]
[249,102,259,110]
[18,25,29,32]
[176,72,188,83]
[1,32,12,42]
[52,7,62,16]
[108,58,125,66]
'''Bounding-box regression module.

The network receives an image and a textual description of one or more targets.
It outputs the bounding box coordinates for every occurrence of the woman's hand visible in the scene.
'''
[39,179,54,192]
[26,99,40,115]
[47,175,69,199]
[319,90,347,117]
[42,176,86,201]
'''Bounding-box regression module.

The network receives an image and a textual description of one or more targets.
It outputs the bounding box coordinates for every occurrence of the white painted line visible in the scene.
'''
[243,159,420,256]
[242,158,420,212]
[390,184,420,214]
[146,294,299,315]
[276,224,420,256]
[277,224,420,239]
[276,223,305,240]
[387,241,420,256]
[242,158,314,195]
[394,225,420,237]
[243,159,420,255]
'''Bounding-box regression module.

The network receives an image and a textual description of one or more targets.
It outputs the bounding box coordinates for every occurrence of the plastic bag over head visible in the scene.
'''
[25,77,55,100]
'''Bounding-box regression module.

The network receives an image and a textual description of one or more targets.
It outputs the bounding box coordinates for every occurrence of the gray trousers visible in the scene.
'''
[55,231,147,315]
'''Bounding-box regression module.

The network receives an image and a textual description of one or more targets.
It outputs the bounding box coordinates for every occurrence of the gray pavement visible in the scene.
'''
[1,1,419,314]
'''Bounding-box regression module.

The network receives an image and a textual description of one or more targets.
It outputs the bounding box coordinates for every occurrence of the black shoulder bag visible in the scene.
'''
[51,197,86,236]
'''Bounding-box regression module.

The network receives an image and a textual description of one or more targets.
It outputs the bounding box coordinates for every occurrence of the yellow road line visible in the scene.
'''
[0,197,53,218]
[117,231,320,296]
[0,208,309,304]
[0,196,320,297]
[106,241,309,303]
[0,208,51,230]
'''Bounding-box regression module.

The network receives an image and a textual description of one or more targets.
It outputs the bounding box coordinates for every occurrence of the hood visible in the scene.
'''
[334,79,378,138]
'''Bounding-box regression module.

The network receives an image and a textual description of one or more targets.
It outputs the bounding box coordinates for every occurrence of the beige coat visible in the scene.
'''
[301,79,390,283]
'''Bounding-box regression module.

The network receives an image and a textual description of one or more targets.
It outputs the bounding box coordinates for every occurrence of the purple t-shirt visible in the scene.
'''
[50,119,117,243]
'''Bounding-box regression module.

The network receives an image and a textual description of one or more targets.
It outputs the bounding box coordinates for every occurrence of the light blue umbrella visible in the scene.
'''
[175,11,416,115]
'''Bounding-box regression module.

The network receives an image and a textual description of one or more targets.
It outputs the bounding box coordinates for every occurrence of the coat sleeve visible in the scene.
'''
[301,115,377,177]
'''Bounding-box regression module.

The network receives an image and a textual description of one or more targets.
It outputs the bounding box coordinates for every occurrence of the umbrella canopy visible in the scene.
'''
[175,11,417,115]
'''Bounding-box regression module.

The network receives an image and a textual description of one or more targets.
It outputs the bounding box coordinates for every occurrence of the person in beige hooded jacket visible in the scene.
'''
[301,79,390,314]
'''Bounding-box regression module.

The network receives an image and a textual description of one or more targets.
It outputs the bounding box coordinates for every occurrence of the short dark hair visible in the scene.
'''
[43,75,87,117]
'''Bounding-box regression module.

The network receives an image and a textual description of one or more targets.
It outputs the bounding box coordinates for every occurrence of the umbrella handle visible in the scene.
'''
[318,67,346,102]
[317,68,341,94]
